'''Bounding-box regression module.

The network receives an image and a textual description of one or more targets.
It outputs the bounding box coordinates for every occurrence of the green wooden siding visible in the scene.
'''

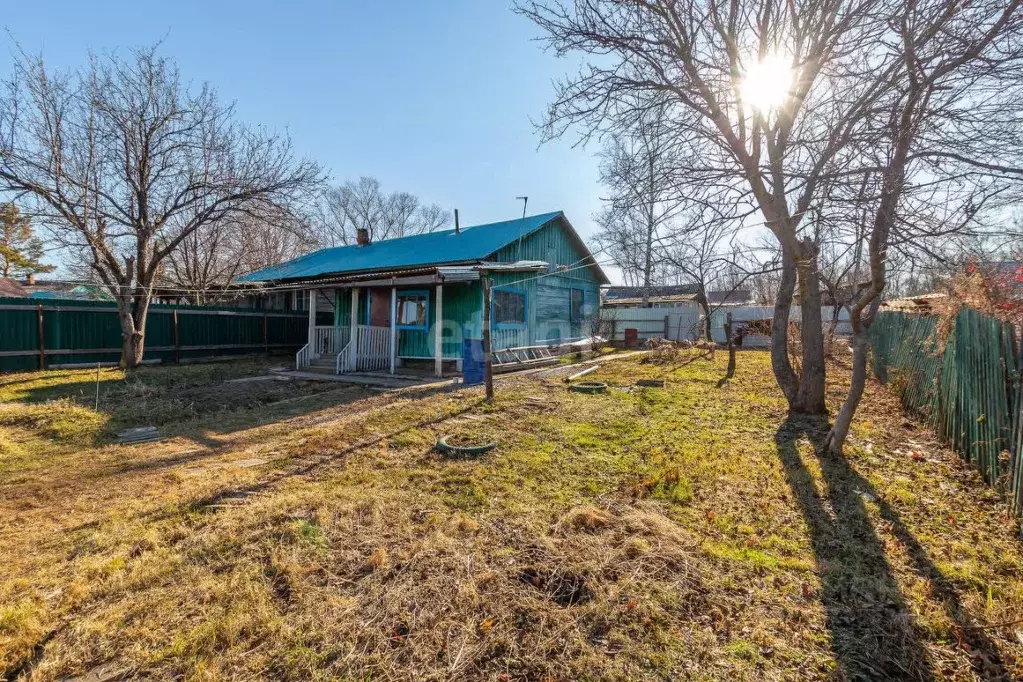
[490,216,601,283]
[489,217,602,345]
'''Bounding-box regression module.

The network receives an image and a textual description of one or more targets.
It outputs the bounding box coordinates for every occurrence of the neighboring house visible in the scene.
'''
[602,285,752,309]
[22,278,114,301]
[0,278,28,298]
[151,284,292,310]
[237,211,609,376]
[882,293,948,313]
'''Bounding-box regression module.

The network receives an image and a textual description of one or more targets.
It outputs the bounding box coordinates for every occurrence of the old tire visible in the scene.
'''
[569,381,608,394]
[436,435,497,458]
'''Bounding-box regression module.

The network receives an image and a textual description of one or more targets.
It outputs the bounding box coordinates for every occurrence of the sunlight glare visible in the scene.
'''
[740,54,793,115]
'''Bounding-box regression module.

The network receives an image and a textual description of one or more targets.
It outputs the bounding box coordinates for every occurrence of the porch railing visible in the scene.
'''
[313,325,350,357]
[354,325,391,371]
[296,343,311,371]
[337,341,351,374]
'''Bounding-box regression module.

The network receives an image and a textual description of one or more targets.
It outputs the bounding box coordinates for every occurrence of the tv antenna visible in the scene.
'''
[514,196,529,259]
[516,196,528,219]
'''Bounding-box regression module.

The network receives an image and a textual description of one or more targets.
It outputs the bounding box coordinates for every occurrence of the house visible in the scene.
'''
[21,276,114,301]
[0,278,28,298]
[882,292,948,313]
[237,211,609,376]
[602,285,752,309]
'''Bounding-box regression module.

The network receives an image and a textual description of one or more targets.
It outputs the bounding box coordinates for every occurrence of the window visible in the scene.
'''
[570,288,585,321]
[397,290,429,329]
[493,287,526,328]
[293,289,310,312]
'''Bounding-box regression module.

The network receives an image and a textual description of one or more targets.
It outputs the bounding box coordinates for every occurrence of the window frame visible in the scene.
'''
[293,289,310,312]
[569,287,585,322]
[396,289,430,330]
[491,286,528,329]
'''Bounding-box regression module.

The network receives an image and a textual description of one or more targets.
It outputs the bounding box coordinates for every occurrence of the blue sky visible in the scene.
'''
[2,0,614,277]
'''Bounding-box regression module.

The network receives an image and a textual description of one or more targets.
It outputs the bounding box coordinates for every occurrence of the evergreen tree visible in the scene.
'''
[0,203,53,278]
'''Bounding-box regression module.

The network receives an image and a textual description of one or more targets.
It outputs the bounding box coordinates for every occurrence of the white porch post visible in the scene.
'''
[308,287,317,358]
[389,287,397,374]
[349,287,358,371]
[434,283,443,377]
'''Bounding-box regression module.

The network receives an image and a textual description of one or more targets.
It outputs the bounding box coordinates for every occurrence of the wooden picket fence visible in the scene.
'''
[870,308,1023,516]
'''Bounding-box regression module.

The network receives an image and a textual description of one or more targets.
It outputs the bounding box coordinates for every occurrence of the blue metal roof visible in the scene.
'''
[238,211,595,283]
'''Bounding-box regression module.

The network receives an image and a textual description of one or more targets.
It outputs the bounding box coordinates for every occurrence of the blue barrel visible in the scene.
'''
[462,339,485,385]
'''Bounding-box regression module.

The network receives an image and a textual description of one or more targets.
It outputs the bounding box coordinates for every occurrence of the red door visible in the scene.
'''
[369,289,390,327]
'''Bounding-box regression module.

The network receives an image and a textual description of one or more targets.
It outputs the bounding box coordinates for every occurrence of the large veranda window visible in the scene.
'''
[493,287,526,328]
[397,290,429,329]
[293,289,310,312]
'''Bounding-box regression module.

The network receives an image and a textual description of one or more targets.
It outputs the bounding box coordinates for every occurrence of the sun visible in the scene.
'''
[740,54,794,115]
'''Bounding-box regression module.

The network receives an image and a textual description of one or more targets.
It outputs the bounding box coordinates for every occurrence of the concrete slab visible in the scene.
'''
[273,369,427,389]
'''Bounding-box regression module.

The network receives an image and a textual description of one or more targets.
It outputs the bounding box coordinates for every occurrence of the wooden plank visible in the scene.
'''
[0,343,301,358]
[434,283,443,377]
[173,309,181,364]
[36,304,45,370]
[482,276,494,402]
[389,287,397,374]
[0,304,305,318]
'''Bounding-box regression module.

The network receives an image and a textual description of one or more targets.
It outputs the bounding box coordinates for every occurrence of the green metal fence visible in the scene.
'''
[0,297,308,373]
[870,308,1023,515]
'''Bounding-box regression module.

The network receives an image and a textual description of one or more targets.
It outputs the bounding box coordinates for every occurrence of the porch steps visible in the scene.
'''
[304,357,340,374]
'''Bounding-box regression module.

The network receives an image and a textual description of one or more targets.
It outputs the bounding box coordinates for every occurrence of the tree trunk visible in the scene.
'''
[698,285,713,341]
[717,312,736,388]
[824,321,870,455]
[795,238,827,414]
[770,250,800,407]
[116,288,152,369]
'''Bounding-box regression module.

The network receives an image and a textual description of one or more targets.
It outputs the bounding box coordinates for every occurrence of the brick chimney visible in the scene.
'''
[356,228,371,246]
[26,273,35,285]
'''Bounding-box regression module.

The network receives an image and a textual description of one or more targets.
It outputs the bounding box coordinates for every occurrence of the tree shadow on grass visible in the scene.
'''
[775,415,1012,681]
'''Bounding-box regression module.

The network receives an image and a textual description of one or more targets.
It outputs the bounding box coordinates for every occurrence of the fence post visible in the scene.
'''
[263,313,268,355]
[172,309,181,364]
[482,276,494,404]
[36,304,45,370]
[663,315,669,339]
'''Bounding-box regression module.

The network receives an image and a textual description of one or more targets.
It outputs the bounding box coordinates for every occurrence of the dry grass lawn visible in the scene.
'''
[1,351,1022,681]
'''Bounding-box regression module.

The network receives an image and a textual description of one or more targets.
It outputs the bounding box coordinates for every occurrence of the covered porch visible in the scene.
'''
[295,267,482,378]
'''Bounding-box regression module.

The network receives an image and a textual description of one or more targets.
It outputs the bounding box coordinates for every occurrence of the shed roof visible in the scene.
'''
[238,212,609,285]
[604,284,702,299]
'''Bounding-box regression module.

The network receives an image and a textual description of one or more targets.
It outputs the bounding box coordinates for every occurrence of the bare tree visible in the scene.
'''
[594,105,684,298]
[317,176,450,246]
[824,0,1023,454]
[162,204,316,304]
[662,213,735,340]
[0,46,320,367]
[516,0,899,414]
[518,0,1023,426]
[161,223,243,305]
[236,208,316,275]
